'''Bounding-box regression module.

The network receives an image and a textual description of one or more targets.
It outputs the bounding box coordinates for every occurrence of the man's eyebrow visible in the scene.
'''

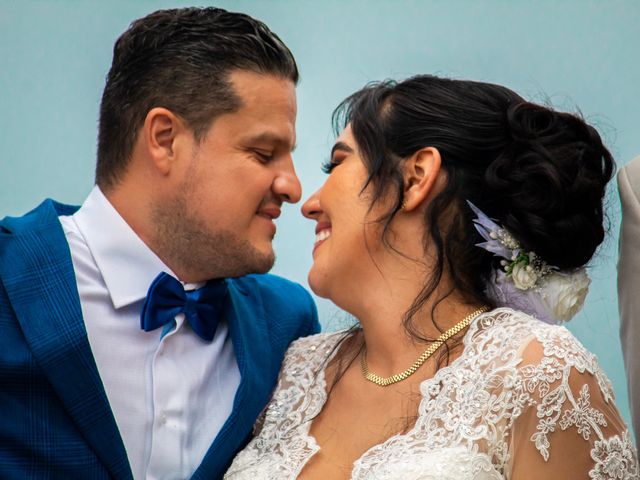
[330,141,354,158]
[243,132,296,151]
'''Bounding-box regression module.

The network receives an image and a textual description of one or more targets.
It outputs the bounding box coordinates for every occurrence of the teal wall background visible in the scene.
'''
[1,1,638,435]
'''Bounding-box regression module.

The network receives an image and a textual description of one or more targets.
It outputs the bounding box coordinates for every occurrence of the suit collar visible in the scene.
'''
[0,199,133,480]
[193,276,274,479]
[0,198,77,233]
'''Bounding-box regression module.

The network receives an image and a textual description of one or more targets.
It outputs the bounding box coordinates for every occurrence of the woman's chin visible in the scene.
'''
[307,268,330,299]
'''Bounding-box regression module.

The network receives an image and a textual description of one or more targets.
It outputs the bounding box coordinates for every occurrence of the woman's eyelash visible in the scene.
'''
[321,159,339,174]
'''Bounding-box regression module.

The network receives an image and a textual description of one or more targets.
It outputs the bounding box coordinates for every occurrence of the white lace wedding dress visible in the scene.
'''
[225,308,638,479]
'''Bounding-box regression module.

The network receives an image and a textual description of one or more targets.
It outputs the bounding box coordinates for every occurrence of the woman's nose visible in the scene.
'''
[301,189,322,219]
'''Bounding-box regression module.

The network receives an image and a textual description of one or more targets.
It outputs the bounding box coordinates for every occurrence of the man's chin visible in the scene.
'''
[252,242,276,270]
[249,251,275,275]
[223,250,275,278]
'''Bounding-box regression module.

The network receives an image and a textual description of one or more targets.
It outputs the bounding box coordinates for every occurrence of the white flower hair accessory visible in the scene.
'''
[468,201,590,324]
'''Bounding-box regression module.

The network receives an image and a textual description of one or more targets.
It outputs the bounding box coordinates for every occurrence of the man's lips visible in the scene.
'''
[256,206,281,220]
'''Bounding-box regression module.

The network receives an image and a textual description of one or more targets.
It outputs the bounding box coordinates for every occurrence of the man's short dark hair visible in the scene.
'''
[96,7,299,190]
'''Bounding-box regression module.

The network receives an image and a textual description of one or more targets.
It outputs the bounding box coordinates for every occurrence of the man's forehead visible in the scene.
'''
[208,70,297,149]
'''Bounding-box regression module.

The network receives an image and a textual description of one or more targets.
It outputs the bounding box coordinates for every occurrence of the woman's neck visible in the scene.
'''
[333,262,483,377]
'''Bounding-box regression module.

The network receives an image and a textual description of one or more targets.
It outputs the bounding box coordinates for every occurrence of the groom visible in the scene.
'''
[0,7,318,480]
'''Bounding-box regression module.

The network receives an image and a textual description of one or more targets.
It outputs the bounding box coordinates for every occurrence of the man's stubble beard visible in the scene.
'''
[150,181,275,281]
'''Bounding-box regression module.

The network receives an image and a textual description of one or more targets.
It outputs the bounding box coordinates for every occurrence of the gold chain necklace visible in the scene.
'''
[360,306,489,387]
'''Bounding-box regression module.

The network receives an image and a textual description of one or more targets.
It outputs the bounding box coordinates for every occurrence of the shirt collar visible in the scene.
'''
[74,186,176,309]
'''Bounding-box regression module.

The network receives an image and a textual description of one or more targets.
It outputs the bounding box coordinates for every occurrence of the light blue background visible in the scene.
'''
[1,1,638,435]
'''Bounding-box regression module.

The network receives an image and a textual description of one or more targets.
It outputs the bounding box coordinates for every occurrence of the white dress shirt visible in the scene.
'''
[59,186,240,480]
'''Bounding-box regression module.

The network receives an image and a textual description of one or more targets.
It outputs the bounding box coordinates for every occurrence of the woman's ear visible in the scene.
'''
[142,107,185,175]
[402,147,442,211]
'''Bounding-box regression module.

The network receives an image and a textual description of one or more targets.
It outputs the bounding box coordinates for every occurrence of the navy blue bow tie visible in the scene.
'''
[140,272,228,341]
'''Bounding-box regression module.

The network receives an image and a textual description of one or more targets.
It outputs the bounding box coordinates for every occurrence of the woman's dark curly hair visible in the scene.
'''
[332,74,614,349]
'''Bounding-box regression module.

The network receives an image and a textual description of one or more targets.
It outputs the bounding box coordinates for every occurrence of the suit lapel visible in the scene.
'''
[0,200,133,480]
[192,276,273,479]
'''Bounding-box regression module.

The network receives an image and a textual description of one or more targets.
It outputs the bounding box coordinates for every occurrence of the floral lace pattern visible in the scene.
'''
[225,308,638,479]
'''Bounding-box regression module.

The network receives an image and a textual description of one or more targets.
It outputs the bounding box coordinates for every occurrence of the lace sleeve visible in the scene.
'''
[507,332,638,479]
[225,332,344,479]
[249,331,343,436]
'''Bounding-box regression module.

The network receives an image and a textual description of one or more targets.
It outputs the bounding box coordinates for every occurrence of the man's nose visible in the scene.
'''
[273,157,302,204]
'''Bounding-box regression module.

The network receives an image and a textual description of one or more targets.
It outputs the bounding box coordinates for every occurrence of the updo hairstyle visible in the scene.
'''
[334,74,614,339]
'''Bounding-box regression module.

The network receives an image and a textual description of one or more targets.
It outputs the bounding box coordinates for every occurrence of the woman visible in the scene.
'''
[226,75,638,479]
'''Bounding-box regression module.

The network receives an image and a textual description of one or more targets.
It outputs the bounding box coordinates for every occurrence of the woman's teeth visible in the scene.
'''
[315,229,331,244]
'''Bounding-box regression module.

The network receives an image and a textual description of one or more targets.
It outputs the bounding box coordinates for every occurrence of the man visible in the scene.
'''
[0,7,319,479]
[618,154,640,447]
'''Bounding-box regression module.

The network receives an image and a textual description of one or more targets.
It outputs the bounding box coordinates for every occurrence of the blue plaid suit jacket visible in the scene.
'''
[0,199,319,479]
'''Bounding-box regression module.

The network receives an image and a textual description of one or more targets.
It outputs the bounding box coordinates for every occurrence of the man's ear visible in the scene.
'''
[142,107,185,175]
[402,147,442,211]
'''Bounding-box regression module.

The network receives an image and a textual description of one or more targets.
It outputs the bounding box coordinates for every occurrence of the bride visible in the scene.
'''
[226,75,638,479]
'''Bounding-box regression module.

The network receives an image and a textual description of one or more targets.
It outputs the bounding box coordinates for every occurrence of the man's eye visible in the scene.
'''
[254,151,274,163]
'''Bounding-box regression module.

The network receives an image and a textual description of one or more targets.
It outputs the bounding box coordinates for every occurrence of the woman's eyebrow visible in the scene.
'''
[330,141,354,157]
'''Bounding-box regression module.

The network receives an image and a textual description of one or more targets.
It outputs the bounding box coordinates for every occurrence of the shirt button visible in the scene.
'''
[159,412,167,424]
